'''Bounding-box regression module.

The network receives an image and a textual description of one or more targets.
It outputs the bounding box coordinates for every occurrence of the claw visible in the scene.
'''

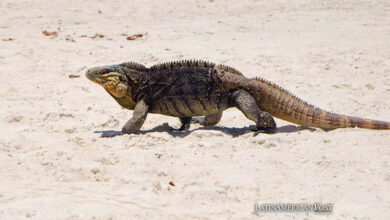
[170,123,190,132]
[250,125,276,136]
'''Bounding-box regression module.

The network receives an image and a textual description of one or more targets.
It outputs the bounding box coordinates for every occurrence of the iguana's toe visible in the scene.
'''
[250,126,276,136]
[170,123,190,131]
[179,123,190,131]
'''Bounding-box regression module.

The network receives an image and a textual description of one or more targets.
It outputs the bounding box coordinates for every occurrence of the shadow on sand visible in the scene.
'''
[95,123,316,138]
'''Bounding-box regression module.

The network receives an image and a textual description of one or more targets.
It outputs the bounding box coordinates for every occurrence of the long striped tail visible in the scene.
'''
[249,78,390,130]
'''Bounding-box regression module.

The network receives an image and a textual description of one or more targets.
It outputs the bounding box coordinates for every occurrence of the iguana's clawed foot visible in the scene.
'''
[179,123,190,131]
[256,128,276,135]
[250,126,276,136]
[171,117,191,131]
[170,123,190,131]
[99,130,125,138]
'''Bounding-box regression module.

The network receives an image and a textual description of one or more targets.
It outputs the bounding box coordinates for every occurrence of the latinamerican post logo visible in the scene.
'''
[254,202,333,213]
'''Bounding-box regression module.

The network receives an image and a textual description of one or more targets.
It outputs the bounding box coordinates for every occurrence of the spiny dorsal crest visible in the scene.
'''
[216,64,244,76]
[120,61,147,71]
[149,60,216,71]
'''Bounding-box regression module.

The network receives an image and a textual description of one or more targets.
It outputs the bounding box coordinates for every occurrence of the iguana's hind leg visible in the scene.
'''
[177,117,192,131]
[231,90,276,133]
[203,112,223,126]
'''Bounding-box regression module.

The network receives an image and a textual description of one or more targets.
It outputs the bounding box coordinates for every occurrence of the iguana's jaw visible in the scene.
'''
[86,70,104,84]
[86,68,128,98]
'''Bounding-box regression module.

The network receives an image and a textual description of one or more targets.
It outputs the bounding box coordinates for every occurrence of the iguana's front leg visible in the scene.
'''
[178,117,192,131]
[101,99,149,137]
[122,99,149,134]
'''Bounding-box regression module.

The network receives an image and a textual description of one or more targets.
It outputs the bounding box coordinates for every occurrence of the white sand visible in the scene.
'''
[0,0,389,219]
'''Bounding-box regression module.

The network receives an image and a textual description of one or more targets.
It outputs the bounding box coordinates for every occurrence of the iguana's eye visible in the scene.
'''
[100,69,110,75]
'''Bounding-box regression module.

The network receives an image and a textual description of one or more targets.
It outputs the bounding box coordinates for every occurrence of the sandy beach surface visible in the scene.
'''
[1,0,389,219]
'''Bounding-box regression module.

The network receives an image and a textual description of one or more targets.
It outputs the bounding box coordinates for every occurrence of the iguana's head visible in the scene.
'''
[86,65,128,98]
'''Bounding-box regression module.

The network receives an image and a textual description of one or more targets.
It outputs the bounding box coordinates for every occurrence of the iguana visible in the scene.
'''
[86,60,390,137]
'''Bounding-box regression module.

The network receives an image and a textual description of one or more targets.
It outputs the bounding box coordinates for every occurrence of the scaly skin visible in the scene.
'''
[86,60,390,137]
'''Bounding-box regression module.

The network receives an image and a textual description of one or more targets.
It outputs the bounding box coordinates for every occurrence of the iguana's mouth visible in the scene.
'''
[86,69,128,97]
[86,71,104,84]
